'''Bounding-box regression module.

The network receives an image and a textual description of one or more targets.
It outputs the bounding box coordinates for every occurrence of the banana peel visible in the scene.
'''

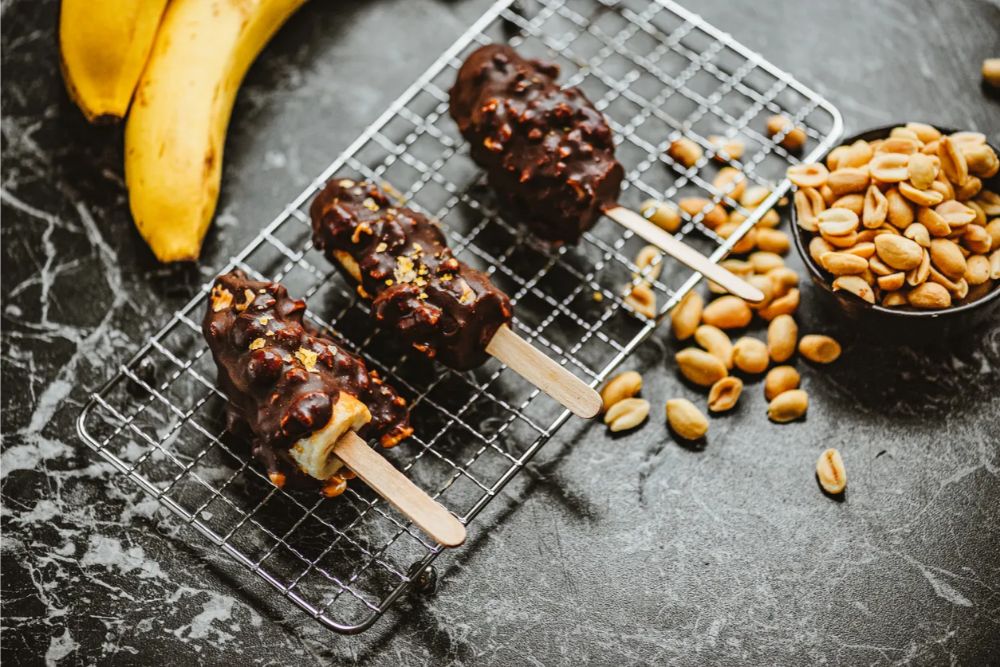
[59,0,169,123]
[125,0,307,263]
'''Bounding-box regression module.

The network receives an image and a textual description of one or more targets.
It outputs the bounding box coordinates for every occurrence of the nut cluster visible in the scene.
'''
[789,124,1000,310]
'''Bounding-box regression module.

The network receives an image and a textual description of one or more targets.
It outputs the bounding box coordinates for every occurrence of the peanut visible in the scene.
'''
[765,314,797,363]
[766,114,806,151]
[758,288,800,321]
[907,281,952,308]
[862,185,888,228]
[675,348,728,387]
[786,163,829,188]
[929,238,967,280]
[670,290,703,340]
[816,448,847,494]
[982,58,1000,87]
[666,398,708,440]
[828,168,870,197]
[694,324,734,369]
[668,137,702,168]
[625,282,657,318]
[799,334,842,363]
[764,365,800,401]
[869,152,910,183]
[733,337,769,374]
[939,136,969,186]
[886,188,915,228]
[795,187,825,232]
[755,228,791,254]
[749,251,785,274]
[713,167,747,202]
[767,389,809,423]
[641,199,682,233]
[820,251,868,275]
[707,376,743,413]
[702,295,753,329]
[875,234,924,270]
[833,275,876,303]
[604,397,650,432]
[709,135,746,163]
[634,245,663,281]
[907,152,939,190]
[600,371,643,412]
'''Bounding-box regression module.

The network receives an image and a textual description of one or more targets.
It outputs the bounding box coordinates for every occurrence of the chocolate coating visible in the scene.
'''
[310,179,513,371]
[449,43,624,244]
[202,270,412,486]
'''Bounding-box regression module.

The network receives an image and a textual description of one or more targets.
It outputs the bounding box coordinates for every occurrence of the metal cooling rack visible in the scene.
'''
[77,0,842,634]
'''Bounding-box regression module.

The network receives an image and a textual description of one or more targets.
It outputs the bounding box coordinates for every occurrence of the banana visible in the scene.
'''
[125,0,307,263]
[59,0,169,123]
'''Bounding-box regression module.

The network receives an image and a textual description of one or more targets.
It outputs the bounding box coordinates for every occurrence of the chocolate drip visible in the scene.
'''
[310,179,513,371]
[449,44,624,244]
[202,270,412,486]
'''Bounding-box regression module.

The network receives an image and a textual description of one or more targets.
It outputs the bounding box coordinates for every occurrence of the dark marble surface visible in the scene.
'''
[3,0,1000,664]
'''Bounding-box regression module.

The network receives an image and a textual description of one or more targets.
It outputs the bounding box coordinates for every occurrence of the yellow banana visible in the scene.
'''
[125,0,307,263]
[59,0,169,123]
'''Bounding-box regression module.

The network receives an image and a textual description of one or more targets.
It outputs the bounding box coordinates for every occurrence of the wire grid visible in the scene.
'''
[77,0,842,634]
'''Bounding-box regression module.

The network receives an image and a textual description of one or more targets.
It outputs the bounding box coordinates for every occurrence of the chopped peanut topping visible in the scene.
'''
[235,289,256,312]
[394,255,417,283]
[210,285,233,312]
[362,197,379,212]
[294,347,319,372]
[337,178,355,188]
[375,242,388,253]
[249,338,265,350]
[351,223,373,244]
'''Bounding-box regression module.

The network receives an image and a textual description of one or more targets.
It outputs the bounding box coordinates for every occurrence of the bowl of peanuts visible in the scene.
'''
[787,123,1000,336]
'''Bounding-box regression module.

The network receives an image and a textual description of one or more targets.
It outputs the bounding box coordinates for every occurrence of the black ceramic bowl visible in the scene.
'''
[789,124,1000,341]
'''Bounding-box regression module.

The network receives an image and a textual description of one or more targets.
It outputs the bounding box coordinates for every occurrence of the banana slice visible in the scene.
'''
[289,394,370,481]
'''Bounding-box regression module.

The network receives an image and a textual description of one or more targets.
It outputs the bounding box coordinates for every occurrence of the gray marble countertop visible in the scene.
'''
[3,0,999,664]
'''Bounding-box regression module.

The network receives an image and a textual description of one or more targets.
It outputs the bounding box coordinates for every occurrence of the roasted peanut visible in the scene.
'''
[907,281,952,308]
[816,448,846,494]
[741,185,771,209]
[766,114,806,151]
[820,251,868,275]
[702,295,753,329]
[875,234,924,270]
[862,185,888,228]
[709,135,746,163]
[939,136,969,186]
[634,245,663,281]
[732,337,769,374]
[679,197,727,229]
[749,251,785,274]
[625,282,657,318]
[641,199,683,233]
[799,334,842,363]
[936,200,977,227]
[984,59,1000,87]
[707,376,743,413]
[604,397,650,432]
[768,266,800,297]
[795,187,825,232]
[666,398,708,440]
[758,288,800,321]
[817,208,860,236]
[755,228,790,254]
[832,275,876,303]
[713,167,747,201]
[670,290,703,340]
[675,348,728,387]
[600,371,643,412]
[908,152,938,189]
[766,314,798,363]
[786,163,829,188]
[764,365,800,401]
[869,152,910,183]
[903,222,931,248]
[965,254,992,285]
[828,168,870,197]
[695,324,734,369]
[877,272,906,291]
[768,389,808,423]
[809,236,834,264]
[886,188,915,228]
[668,137,702,168]
[717,222,757,254]
[906,122,941,143]
[929,238,967,280]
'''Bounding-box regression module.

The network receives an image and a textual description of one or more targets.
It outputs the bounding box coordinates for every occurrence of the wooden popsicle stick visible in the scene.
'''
[334,431,466,548]
[604,206,765,303]
[486,324,602,419]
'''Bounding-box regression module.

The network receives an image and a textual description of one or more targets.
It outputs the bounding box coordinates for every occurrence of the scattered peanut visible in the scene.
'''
[767,389,808,423]
[624,282,657,318]
[694,324,734,369]
[707,376,743,413]
[604,397,651,432]
[641,198,682,232]
[702,295,753,329]
[798,334,841,364]
[766,114,806,151]
[675,348,728,387]
[670,290,703,340]
[764,365,800,401]
[732,337,769,374]
[816,448,847,494]
[666,398,708,440]
[668,137,703,168]
[766,314,798,363]
[600,371,643,412]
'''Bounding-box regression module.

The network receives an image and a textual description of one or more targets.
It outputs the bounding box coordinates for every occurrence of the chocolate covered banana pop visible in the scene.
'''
[449,43,625,244]
[203,270,412,496]
[310,178,513,371]
[449,44,765,303]
[310,178,602,418]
